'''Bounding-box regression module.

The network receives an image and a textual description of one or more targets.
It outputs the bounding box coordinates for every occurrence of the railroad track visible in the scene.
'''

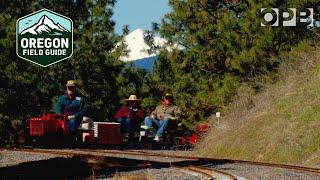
[4,148,320,179]
[172,165,238,180]
[75,149,320,174]
[123,149,320,174]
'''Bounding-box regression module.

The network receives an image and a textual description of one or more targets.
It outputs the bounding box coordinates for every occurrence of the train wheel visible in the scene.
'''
[141,137,154,149]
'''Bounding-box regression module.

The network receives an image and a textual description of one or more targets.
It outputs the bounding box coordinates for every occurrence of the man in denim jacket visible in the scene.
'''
[55,80,87,133]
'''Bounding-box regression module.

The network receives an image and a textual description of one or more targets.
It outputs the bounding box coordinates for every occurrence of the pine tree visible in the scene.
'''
[142,0,317,125]
[0,0,145,146]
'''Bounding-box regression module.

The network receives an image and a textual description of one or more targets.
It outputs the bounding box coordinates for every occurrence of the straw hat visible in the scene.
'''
[164,93,173,99]
[124,95,141,101]
[66,80,76,86]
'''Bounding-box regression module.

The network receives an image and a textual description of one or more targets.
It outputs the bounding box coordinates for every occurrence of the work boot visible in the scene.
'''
[153,135,160,142]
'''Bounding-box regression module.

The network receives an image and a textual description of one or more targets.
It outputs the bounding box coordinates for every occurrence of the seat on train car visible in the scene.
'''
[78,117,94,130]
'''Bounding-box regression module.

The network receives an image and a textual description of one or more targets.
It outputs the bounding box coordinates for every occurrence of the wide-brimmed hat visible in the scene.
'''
[164,93,173,99]
[66,80,76,87]
[124,95,141,101]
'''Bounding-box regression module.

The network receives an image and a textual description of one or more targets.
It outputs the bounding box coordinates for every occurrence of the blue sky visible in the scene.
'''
[112,0,171,34]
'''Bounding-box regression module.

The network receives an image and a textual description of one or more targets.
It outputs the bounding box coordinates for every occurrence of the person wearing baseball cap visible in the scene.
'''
[55,80,88,134]
[144,93,181,142]
[114,95,145,141]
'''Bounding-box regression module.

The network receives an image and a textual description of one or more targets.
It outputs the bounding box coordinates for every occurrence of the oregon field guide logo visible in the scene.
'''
[16,9,73,67]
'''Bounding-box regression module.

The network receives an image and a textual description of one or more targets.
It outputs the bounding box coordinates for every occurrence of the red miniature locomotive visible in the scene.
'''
[22,112,210,149]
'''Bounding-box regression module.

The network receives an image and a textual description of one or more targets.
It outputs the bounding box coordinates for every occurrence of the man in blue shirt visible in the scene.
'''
[55,80,87,133]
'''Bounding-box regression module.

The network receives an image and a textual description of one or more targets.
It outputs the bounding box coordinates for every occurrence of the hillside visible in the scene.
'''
[195,41,320,166]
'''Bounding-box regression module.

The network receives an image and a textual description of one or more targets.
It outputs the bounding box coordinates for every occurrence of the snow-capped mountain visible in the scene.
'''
[21,15,69,35]
[119,28,168,71]
[120,28,166,62]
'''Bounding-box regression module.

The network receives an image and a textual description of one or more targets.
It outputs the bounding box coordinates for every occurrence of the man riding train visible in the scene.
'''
[55,80,91,134]
[144,93,182,142]
[114,95,145,141]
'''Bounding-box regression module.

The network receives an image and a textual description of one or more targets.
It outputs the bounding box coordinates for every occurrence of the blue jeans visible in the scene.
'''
[68,118,81,134]
[144,116,169,137]
[117,118,133,135]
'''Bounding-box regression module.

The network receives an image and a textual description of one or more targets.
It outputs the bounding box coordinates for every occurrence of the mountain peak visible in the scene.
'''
[131,28,143,34]
[21,15,69,35]
[126,28,144,41]
[119,28,166,62]
[42,15,53,24]
[42,15,50,21]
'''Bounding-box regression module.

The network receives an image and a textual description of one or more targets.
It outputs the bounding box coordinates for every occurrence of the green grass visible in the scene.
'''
[195,41,320,166]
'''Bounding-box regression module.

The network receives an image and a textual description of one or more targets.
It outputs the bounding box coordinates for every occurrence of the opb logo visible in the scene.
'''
[261,8,314,27]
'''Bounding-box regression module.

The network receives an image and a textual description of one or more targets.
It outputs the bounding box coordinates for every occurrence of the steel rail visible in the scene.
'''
[172,165,237,180]
[171,165,215,180]
[5,148,320,174]
[120,150,320,174]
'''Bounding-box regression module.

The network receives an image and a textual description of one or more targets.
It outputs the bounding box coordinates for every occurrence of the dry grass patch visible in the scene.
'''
[195,41,320,166]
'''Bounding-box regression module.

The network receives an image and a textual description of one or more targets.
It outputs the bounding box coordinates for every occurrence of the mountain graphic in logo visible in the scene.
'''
[16,9,73,67]
[21,15,69,35]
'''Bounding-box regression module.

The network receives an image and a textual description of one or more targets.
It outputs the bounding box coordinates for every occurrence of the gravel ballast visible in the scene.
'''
[208,163,320,180]
[106,168,206,180]
[0,149,69,167]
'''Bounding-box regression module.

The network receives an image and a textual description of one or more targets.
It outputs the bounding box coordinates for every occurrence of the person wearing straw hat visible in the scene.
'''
[144,93,181,142]
[114,95,144,140]
[55,80,88,134]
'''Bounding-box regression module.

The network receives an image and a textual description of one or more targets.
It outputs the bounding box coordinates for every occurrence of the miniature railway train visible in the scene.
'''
[20,113,210,149]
